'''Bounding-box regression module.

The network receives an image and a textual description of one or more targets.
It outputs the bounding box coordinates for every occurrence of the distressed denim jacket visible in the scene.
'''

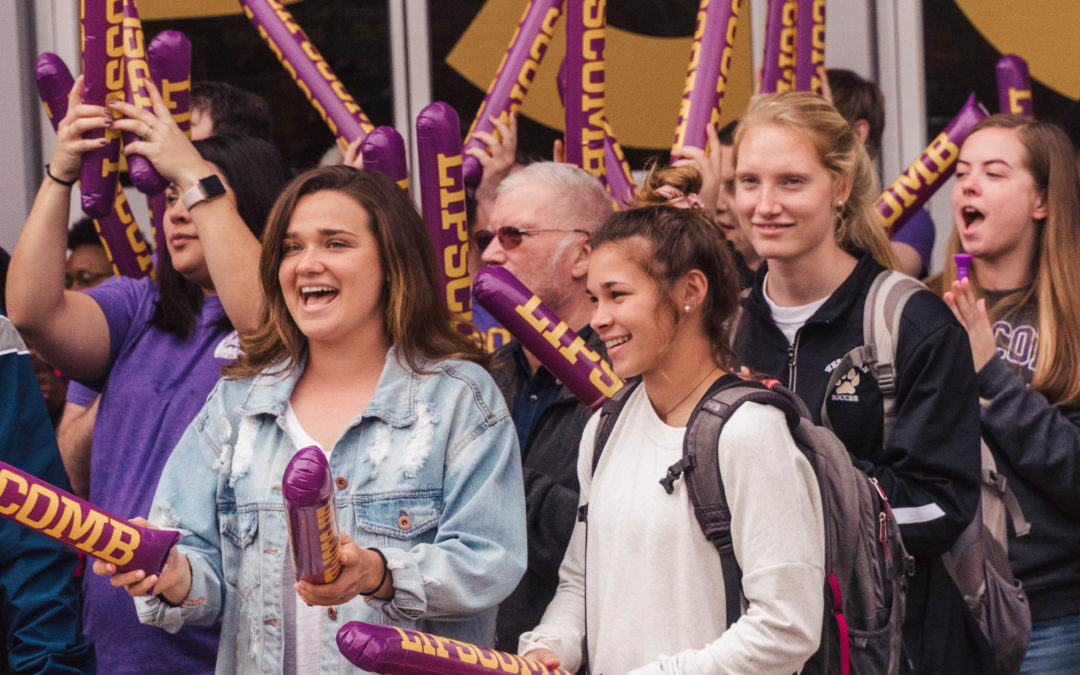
[135,349,527,674]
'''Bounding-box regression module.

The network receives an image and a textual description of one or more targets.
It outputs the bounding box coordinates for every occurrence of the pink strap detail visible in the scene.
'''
[828,572,850,675]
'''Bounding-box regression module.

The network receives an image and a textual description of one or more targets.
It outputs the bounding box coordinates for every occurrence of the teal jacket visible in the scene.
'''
[0,316,95,674]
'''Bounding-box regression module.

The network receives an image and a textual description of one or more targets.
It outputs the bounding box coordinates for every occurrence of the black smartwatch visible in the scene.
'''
[181,175,227,210]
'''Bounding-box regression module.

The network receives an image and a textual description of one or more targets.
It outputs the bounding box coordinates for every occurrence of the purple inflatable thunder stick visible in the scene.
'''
[361,126,410,190]
[996,55,1033,117]
[793,0,825,95]
[474,267,623,410]
[876,94,988,236]
[338,622,577,675]
[121,0,167,195]
[240,0,375,151]
[417,102,477,341]
[563,0,607,181]
[555,59,635,208]
[671,0,743,155]
[282,447,341,585]
[147,30,192,258]
[36,51,153,279]
[461,0,563,189]
[0,460,180,575]
[80,0,125,218]
[760,0,797,93]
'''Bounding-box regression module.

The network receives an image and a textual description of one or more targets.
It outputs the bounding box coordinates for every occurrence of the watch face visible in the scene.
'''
[201,174,226,199]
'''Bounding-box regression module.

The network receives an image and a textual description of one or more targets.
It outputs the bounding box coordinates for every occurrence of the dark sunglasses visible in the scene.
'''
[472,226,590,252]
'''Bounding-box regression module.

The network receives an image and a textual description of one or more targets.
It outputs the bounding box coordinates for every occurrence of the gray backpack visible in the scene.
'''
[589,374,913,674]
[824,270,1032,674]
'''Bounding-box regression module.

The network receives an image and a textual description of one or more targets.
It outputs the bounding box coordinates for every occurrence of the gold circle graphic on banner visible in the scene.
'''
[955,0,1080,99]
[446,1,754,150]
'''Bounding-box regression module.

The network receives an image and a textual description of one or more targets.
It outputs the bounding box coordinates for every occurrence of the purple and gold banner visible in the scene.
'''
[473,266,622,410]
[0,460,180,575]
[461,0,563,189]
[361,126,410,191]
[563,0,607,181]
[760,0,797,94]
[794,0,824,95]
[36,52,153,279]
[80,0,125,218]
[282,447,341,585]
[876,94,988,236]
[338,622,576,675]
[671,0,742,153]
[240,0,375,151]
[416,102,475,340]
[996,54,1032,117]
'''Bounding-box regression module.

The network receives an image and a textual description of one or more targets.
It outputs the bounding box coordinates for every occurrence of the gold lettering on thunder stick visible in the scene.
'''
[0,469,29,515]
[1009,89,1032,114]
[15,484,61,530]
[516,296,550,332]
[42,496,109,553]
[96,519,142,566]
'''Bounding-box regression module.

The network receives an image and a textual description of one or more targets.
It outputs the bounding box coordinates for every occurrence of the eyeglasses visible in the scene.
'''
[472,226,590,252]
[65,271,112,290]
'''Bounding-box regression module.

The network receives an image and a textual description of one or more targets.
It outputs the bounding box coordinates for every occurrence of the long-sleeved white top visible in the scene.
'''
[520,385,825,674]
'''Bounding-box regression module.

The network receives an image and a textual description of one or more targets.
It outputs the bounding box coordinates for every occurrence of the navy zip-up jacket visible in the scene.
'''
[735,255,995,673]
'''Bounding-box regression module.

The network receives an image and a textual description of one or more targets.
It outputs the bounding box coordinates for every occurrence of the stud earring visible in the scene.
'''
[836,200,844,208]
[684,305,691,313]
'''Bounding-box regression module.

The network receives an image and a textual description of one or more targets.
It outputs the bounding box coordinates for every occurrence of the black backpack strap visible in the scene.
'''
[670,376,805,628]
[591,379,641,476]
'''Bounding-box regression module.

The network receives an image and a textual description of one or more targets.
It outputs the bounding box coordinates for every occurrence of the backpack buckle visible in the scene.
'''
[659,456,697,494]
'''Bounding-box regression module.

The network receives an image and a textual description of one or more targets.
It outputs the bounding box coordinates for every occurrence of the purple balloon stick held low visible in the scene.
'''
[954,254,973,282]
[337,621,578,675]
[0,459,180,575]
[282,447,341,585]
[996,54,1033,117]
[473,266,623,410]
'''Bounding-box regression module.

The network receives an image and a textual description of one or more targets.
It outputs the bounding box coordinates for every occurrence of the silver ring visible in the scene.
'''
[142,122,153,140]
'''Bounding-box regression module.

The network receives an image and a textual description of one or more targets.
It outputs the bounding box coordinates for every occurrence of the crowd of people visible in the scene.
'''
[1,60,1077,675]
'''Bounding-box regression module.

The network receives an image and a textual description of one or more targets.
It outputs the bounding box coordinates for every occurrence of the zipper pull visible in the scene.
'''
[787,343,796,367]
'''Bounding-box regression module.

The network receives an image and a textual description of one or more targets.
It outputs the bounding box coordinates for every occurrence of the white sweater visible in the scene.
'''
[519,385,825,674]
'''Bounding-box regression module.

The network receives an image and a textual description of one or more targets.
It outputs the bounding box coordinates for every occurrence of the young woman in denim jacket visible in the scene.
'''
[96,167,527,673]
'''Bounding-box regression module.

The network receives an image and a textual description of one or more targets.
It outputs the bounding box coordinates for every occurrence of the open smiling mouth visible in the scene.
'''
[605,335,631,349]
[300,286,338,307]
[961,206,985,228]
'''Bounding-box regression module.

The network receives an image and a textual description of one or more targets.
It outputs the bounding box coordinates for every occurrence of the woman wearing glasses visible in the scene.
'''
[5,77,292,674]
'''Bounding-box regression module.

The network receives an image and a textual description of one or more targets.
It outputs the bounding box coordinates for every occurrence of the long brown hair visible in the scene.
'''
[224,166,486,379]
[940,115,1080,407]
[591,205,741,370]
[733,91,897,269]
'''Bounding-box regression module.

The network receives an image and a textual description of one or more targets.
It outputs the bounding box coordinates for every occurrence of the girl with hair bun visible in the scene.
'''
[942,114,1080,672]
[731,91,995,673]
[521,205,825,674]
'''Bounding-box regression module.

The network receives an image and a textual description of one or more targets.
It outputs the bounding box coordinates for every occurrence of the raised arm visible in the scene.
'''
[110,81,265,332]
[6,76,112,381]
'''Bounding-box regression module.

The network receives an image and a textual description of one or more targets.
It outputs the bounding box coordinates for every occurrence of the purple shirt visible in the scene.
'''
[890,207,936,277]
[82,276,239,674]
